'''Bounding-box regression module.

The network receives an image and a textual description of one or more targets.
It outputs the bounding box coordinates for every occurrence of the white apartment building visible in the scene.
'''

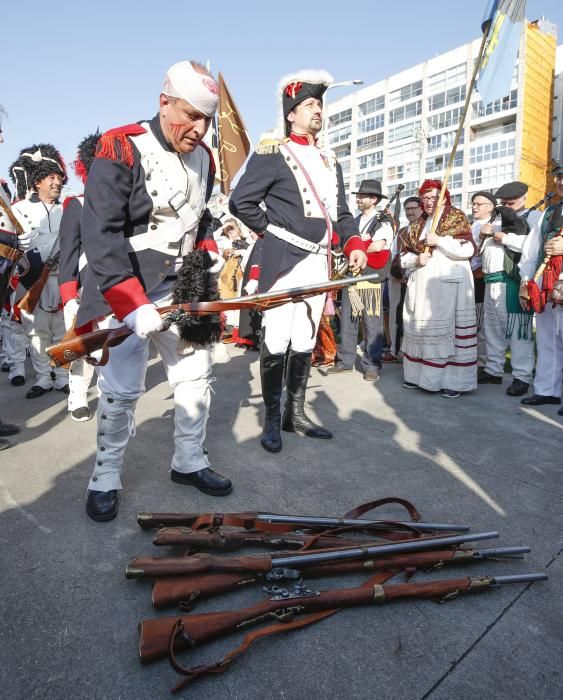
[326,19,558,214]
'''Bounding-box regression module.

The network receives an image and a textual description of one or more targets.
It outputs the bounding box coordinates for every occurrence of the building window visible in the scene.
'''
[356,132,384,152]
[358,151,383,170]
[450,193,463,208]
[389,100,422,124]
[472,90,518,118]
[428,63,466,92]
[470,138,515,164]
[340,160,351,174]
[387,162,417,180]
[389,181,418,198]
[425,151,463,173]
[428,130,464,152]
[390,80,423,105]
[428,107,462,131]
[334,145,351,160]
[387,141,418,162]
[328,108,352,128]
[358,96,385,116]
[329,126,351,145]
[428,85,466,112]
[388,121,420,143]
[358,114,385,133]
[355,170,383,187]
[450,173,463,189]
[469,164,514,187]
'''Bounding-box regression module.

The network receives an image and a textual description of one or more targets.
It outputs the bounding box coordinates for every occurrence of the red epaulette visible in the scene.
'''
[62,195,80,210]
[95,123,147,168]
[199,141,216,178]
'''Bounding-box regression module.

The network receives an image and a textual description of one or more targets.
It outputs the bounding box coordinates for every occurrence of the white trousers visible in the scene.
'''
[262,253,328,354]
[20,276,68,389]
[88,305,214,492]
[483,282,535,383]
[533,304,563,397]
[3,318,28,379]
[68,358,95,411]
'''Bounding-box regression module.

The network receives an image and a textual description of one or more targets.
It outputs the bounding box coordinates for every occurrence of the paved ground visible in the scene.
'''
[0,345,561,700]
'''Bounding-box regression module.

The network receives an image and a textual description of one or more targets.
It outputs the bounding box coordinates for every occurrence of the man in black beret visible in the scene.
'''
[477,181,536,396]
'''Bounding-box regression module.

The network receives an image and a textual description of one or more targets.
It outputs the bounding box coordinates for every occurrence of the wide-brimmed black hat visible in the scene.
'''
[352,180,388,198]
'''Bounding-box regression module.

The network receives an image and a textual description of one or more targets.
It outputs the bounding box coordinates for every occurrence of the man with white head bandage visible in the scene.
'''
[77,60,232,523]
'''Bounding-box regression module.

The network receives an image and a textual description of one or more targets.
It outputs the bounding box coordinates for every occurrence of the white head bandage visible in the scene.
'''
[163,61,219,117]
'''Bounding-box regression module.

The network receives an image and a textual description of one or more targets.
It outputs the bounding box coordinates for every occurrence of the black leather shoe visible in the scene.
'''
[0,421,20,437]
[11,375,25,386]
[558,406,563,416]
[477,369,502,384]
[283,350,332,439]
[1,361,9,372]
[56,384,70,394]
[26,385,53,399]
[86,489,118,522]
[259,344,285,453]
[506,378,529,397]
[171,468,233,496]
[326,362,353,374]
[521,394,561,406]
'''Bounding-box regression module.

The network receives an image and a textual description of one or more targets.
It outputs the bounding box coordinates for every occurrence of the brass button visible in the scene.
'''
[306,212,311,216]
[101,414,106,420]
[293,166,298,170]
[107,397,113,403]
[306,200,311,204]
[303,188,307,192]
[286,157,290,161]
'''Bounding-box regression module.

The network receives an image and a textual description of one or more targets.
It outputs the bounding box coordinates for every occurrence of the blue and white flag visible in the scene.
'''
[477,0,526,105]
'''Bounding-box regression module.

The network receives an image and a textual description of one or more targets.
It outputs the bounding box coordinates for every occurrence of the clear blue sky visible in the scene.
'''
[1,0,561,191]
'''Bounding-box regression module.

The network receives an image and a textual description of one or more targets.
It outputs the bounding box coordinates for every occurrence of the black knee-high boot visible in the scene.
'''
[259,344,285,452]
[282,350,332,439]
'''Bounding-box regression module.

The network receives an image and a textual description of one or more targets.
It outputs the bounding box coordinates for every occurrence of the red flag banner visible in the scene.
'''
[217,73,251,194]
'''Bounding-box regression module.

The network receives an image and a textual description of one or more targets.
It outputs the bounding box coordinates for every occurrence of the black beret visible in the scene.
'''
[495,181,528,200]
[471,191,497,206]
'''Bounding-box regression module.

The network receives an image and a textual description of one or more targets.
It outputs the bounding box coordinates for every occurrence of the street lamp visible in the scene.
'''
[323,79,364,147]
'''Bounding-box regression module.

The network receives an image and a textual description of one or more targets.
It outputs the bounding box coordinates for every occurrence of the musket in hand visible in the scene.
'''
[125,531,498,579]
[139,573,547,679]
[150,545,530,609]
[46,273,380,368]
[18,250,60,314]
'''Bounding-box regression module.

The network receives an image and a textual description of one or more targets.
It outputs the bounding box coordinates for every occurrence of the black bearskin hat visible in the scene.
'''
[9,143,66,199]
[167,250,223,346]
[73,131,101,183]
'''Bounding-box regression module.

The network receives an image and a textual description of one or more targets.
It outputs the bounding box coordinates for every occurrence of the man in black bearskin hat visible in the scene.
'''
[76,60,231,522]
[229,69,367,454]
[58,132,100,421]
[10,144,69,397]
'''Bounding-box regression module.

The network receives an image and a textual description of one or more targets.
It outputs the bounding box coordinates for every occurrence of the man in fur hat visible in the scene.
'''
[76,60,231,522]
[229,69,367,453]
[58,132,100,421]
[10,144,69,397]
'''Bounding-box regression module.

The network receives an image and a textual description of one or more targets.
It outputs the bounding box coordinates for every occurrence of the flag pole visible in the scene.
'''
[426,20,494,245]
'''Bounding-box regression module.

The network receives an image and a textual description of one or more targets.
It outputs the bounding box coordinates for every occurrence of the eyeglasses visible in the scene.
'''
[420,195,438,203]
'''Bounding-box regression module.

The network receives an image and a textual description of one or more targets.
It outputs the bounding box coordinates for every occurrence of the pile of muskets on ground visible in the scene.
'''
[125,498,547,693]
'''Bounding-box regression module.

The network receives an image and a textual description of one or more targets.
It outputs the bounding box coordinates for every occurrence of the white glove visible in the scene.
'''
[17,230,34,251]
[244,279,259,295]
[207,250,225,275]
[123,304,163,339]
[63,298,80,330]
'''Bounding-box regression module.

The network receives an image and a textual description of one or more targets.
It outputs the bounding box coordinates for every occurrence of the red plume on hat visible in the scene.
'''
[73,130,101,184]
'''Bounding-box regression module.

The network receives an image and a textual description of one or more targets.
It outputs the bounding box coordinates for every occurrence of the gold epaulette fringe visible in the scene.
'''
[255,138,282,155]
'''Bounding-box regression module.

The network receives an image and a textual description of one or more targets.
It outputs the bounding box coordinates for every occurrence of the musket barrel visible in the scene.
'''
[271,532,498,568]
[492,573,547,584]
[476,547,530,558]
[259,514,469,532]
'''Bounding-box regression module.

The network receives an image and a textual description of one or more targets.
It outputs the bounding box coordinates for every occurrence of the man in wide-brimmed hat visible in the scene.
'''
[328,179,393,381]
[229,69,367,454]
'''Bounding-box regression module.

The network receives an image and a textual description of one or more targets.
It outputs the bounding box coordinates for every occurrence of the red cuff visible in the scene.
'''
[103,278,150,321]
[196,239,219,254]
[248,265,260,281]
[343,235,364,256]
[60,280,79,305]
